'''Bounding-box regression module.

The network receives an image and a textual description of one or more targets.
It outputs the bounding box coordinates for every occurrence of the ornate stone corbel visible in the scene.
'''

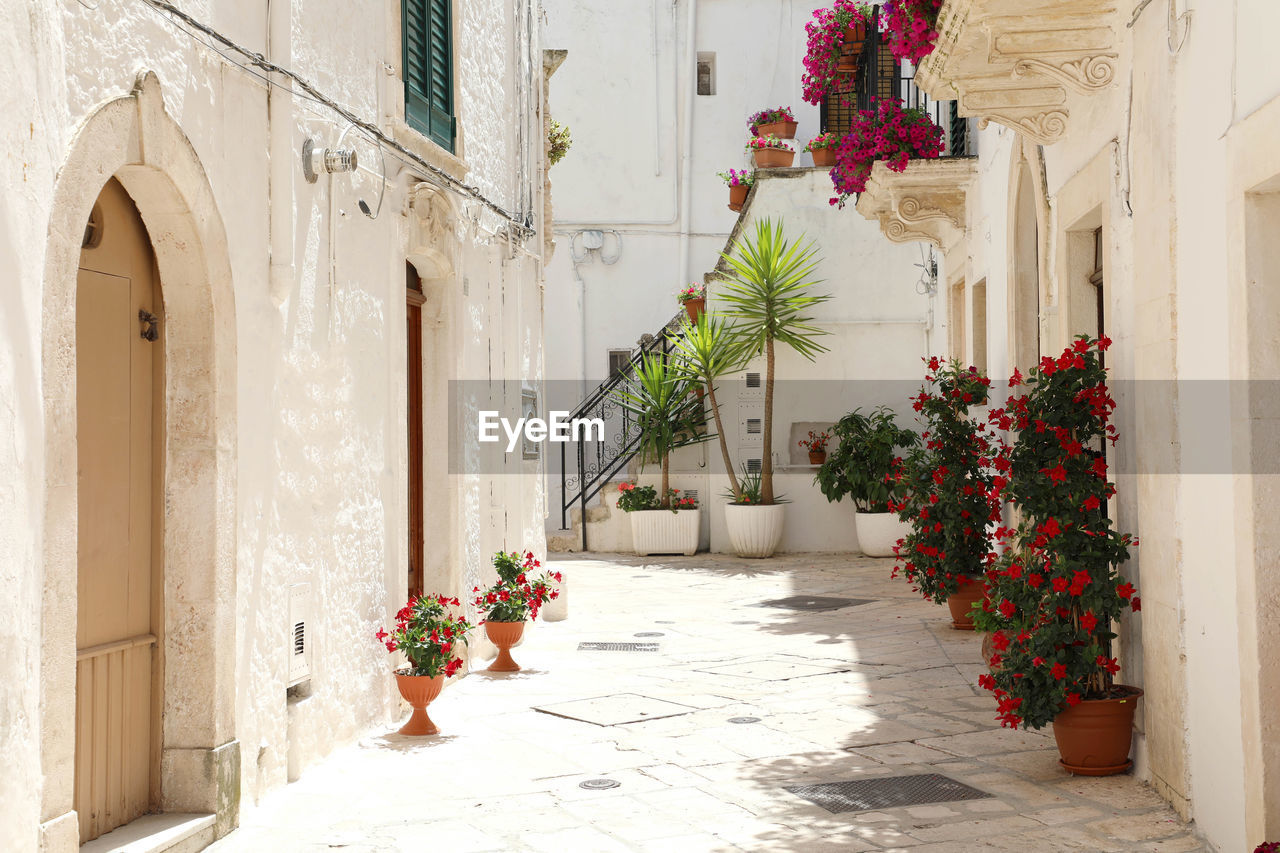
[407,182,458,280]
[855,158,978,251]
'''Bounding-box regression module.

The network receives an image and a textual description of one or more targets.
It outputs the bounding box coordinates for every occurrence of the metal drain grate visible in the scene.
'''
[578,642,660,652]
[579,778,621,790]
[784,774,991,814]
[728,716,761,724]
[756,595,872,612]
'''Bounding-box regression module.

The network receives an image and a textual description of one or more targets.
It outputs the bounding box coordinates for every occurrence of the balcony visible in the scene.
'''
[913,0,1121,145]
[826,5,978,252]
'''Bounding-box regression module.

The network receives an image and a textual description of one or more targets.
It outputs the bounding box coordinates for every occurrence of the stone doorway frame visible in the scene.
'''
[38,72,238,849]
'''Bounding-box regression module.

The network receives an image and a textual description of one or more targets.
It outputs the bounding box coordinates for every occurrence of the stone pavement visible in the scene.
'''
[209,553,1208,852]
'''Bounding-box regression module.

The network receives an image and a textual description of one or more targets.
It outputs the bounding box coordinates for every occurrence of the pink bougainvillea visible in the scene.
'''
[882,0,943,64]
[801,1,874,105]
[828,99,944,206]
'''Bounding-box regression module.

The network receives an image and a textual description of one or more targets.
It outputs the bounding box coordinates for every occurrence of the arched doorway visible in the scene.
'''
[39,73,239,849]
[74,178,163,842]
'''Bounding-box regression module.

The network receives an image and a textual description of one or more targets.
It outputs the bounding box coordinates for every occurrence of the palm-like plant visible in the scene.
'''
[718,219,831,504]
[670,311,750,502]
[610,353,709,508]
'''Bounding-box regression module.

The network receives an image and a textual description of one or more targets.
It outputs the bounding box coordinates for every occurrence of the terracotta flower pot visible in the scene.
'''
[485,620,525,672]
[394,672,444,736]
[1052,686,1143,776]
[837,54,858,72]
[844,21,868,44]
[683,297,706,322]
[811,147,837,167]
[754,148,795,169]
[947,577,985,631]
[729,184,748,211]
[755,120,798,140]
[808,450,827,465]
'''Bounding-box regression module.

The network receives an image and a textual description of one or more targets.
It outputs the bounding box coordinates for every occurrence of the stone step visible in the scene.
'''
[80,813,216,853]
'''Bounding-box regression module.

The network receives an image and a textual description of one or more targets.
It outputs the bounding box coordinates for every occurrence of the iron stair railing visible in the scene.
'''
[558,312,686,551]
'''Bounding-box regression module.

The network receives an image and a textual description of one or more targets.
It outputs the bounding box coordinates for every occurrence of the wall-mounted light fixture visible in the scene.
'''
[301,137,358,184]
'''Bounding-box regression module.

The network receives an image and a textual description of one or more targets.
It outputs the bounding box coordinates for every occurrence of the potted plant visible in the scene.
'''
[611,353,710,555]
[802,1,875,105]
[718,219,831,557]
[805,133,841,168]
[882,0,943,63]
[376,594,473,735]
[829,99,945,207]
[747,135,796,169]
[748,106,798,139]
[815,405,918,556]
[799,430,831,465]
[891,359,999,629]
[678,282,707,322]
[472,550,562,672]
[719,168,755,212]
[973,336,1143,776]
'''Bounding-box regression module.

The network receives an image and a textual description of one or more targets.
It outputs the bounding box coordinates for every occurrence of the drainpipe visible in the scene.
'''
[676,0,698,286]
[266,0,294,308]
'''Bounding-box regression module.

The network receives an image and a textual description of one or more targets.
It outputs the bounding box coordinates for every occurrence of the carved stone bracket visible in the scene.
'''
[854,158,978,251]
[407,182,458,280]
[915,0,1119,145]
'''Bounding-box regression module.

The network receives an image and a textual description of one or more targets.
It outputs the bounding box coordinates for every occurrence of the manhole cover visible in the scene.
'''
[579,778,621,790]
[633,632,665,637]
[756,596,872,612]
[535,693,696,726]
[696,657,850,681]
[578,642,660,652]
[728,716,761,724]
[784,774,991,814]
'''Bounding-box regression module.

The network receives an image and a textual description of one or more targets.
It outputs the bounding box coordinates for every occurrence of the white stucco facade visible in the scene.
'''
[1,1,549,849]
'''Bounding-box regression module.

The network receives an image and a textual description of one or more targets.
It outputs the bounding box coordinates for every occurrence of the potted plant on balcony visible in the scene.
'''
[611,353,710,556]
[748,106,798,139]
[829,99,945,207]
[815,405,919,557]
[719,168,755,212]
[472,550,562,672]
[802,0,874,105]
[376,594,473,735]
[891,359,999,629]
[882,0,943,63]
[973,336,1143,776]
[799,430,832,465]
[805,133,841,168]
[678,282,707,322]
[719,219,831,557]
[747,135,796,169]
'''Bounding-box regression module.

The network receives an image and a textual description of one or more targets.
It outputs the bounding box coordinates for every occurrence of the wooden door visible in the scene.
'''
[407,263,425,596]
[75,178,162,843]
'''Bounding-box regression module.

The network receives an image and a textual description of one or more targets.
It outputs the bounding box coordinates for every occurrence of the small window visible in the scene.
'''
[745,418,762,435]
[745,458,762,474]
[697,52,716,96]
[745,372,761,389]
[608,349,632,379]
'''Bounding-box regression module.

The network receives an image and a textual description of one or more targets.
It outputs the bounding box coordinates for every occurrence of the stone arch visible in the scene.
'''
[38,72,238,848]
[1007,136,1051,374]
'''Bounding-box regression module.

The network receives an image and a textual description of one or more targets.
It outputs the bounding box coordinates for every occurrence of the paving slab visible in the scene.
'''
[208,551,1208,853]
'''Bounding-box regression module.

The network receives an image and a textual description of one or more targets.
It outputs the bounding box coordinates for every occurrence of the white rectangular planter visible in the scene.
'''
[629,509,701,556]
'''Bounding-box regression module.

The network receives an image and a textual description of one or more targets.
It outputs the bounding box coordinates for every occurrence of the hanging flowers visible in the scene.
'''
[828,99,945,206]
[801,0,875,105]
[882,0,943,64]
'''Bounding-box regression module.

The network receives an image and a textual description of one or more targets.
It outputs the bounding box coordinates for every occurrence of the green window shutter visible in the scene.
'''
[403,0,455,152]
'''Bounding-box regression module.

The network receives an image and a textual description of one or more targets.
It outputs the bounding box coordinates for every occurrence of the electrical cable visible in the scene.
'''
[135,0,535,238]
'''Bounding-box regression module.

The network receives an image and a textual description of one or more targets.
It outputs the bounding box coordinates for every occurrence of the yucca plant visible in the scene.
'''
[610,353,709,508]
[718,219,831,504]
[669,311,749,502]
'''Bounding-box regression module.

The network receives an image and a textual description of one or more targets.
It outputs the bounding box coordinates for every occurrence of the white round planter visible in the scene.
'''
[724,504,786,558]
[855,511,912,557]
[629,508,701,556]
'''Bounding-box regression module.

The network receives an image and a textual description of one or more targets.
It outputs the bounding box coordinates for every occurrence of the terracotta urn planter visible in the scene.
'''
[947,577,985,630]
[683,296,706,322]
[484,620,525,672]
[394,672,445,736]
[811,147,837,167]
[1052,686,1143,775]
[808,450,827,465]
[754,148,795,169]
[729,184,748,211]
[755,120,798,139]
